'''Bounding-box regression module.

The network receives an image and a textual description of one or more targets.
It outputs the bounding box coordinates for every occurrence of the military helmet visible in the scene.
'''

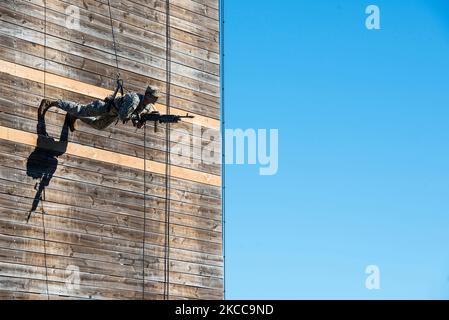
[145,85,160,98]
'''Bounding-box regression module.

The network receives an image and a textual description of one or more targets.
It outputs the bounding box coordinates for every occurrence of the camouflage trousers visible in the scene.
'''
[57,99,118,130]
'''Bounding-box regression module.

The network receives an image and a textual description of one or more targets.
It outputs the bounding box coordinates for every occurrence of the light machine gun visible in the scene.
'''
[134,111,194,131]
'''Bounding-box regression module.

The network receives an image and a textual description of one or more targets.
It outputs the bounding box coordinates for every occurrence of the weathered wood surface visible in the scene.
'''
[0,1,220,96]
[0,0,222,300]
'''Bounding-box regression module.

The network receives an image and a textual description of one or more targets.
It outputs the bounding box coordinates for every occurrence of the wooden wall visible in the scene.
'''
[0,0,222,299]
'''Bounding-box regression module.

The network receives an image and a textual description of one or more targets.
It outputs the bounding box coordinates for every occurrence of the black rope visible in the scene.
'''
[105,0,148,301]
[40,184,50,299]
[163,0,171,300]
[106,0,121,81]
[42,0,50,300]
[220,0,226,300]
[142,125,147,300]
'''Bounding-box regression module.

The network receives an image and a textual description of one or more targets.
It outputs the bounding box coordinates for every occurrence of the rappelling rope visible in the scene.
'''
[41,0,50,300]
[100,0,172,300]
[105,0,147,300]
[40,183,50,300]
[106,0,121,82]
[163,0,172,300]
[220,0,226,300]
[142,125,148,300]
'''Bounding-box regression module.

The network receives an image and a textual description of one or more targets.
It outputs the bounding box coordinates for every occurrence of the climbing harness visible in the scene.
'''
[106,79,124,128]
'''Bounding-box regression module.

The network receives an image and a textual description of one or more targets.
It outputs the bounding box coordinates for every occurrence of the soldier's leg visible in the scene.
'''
[55,99,112,132]
[66,114,77,132]
[39,99,79,132]
[80,116,117,131]
[57,99,109,118]
[39,99,106,132]
[40,98,110,118]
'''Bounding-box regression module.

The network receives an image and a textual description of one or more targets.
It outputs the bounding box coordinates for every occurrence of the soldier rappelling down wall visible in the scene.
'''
[38,85,192,133]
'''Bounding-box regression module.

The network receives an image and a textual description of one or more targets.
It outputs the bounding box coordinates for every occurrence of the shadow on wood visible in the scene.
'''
[26,110,70,221]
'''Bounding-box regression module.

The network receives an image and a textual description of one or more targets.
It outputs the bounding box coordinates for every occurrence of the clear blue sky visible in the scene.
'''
[224,0,449,299]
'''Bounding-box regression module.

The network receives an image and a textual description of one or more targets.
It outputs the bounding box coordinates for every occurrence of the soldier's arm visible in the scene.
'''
[116,93,140,121]
[140,103,156,115]
[104,95,113,103]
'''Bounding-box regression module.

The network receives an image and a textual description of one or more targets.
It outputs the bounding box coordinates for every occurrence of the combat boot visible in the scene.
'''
[38,99,58,118]
[38,99,51,118]
[67,114,78,132]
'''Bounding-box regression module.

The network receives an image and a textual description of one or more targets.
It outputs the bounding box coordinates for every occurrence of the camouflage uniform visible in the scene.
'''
[56,92,156,130]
